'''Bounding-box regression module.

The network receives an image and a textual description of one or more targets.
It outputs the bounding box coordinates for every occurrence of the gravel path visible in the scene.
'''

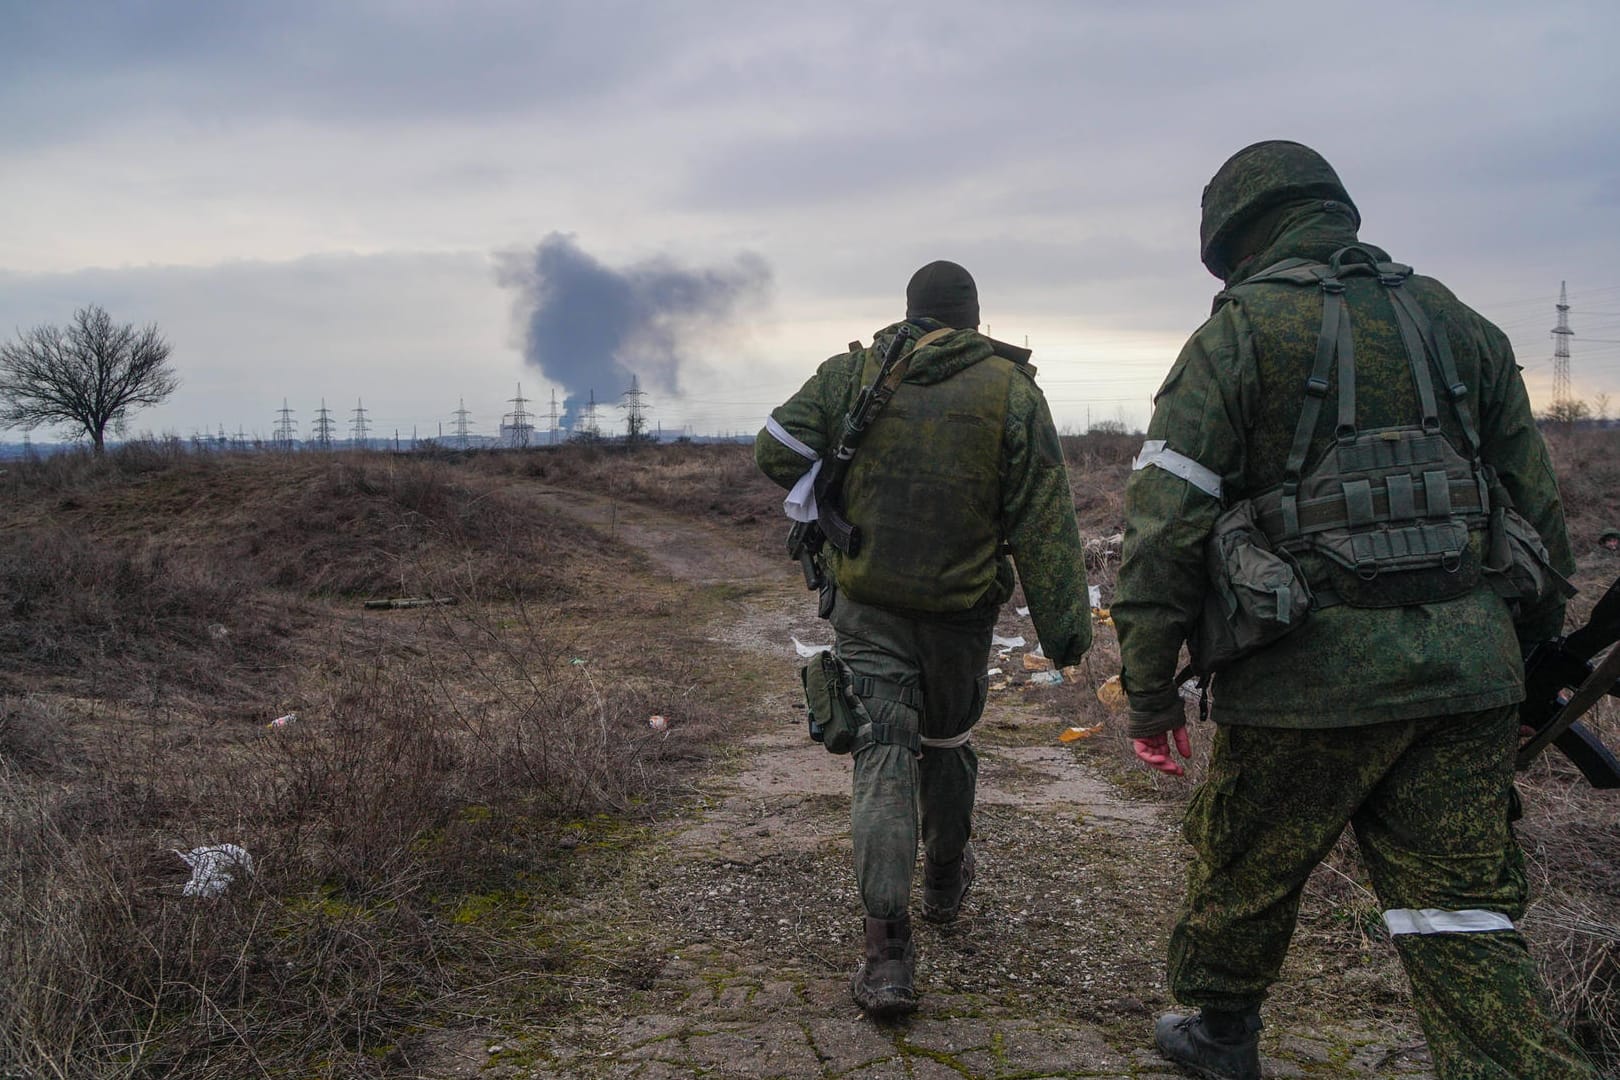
[433,490,1438,1079]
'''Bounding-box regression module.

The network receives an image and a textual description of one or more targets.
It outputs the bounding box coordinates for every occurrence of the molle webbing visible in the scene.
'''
[1256,474,1485,539]
[1227,247,1494,599]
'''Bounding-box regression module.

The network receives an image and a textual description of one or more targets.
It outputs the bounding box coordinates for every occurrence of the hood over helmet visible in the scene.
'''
[1200,140,1360,280]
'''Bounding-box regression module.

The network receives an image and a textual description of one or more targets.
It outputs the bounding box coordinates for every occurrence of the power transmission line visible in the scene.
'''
[452,397,473,449]
[620,374,650,443]
[351,398,371,446]
[1553,282,1573,409]
[272,399,297,449]
[312,398,336,450]
[503,383,533,448]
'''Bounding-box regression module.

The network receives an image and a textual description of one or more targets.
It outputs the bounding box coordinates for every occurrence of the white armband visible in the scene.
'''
[1132,439,1222,499]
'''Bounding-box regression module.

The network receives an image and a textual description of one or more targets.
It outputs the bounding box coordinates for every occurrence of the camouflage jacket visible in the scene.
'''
[1114,208,1574,729]
[756,321,1092,667]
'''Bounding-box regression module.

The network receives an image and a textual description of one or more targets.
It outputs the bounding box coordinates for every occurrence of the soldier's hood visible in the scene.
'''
[1223,200,1387,288]
[871,322,998,386]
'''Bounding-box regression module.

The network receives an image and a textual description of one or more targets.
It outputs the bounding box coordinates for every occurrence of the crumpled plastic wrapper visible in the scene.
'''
[176,844,254,897]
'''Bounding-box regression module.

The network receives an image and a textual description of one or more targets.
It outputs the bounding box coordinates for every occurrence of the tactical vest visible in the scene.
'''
[829,338,1016,612]
[1220,245,1559,611]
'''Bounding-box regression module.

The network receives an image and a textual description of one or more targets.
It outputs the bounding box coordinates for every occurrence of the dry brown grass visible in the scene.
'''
[0,443,730,1077]
[4,433,1619,1074]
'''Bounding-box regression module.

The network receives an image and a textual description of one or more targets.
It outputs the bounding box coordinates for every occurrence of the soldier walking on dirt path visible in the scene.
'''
[1113,140,1597,1080]
[756,261,1092,1019]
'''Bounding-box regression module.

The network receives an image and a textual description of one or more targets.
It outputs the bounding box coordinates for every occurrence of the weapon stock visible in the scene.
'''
[1517,576,1620,787]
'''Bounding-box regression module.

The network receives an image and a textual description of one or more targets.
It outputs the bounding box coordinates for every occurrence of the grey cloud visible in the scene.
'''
[1,2,690,145]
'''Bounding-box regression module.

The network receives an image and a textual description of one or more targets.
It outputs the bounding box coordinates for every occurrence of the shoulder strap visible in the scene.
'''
[1276,265,1354,540]
[1382,285,1482,459]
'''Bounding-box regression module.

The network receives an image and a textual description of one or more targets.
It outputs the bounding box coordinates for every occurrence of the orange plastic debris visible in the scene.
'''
[1059,723,1105,743]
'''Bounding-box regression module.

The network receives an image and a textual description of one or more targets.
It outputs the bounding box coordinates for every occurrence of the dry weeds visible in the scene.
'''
[2,431,1618,1076]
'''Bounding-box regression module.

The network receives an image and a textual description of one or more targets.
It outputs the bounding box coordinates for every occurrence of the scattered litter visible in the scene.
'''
[267,712,297,729]
[1083,534,1124,568]
[648,714,669,732]
[1029,670,1063,686]
[1015,606,1030,617]
[991,634,1026,650]
[1092,607,1114,626]
[1060,665,1083,682]
[362,596,458,610]
[570,658,587,666]
[1088,585,1102,608]
[1059,722,1105,743]
[986,667,1003,678]
[1096,674,1126,710]
[793,636,832,658]
[208,623,230,640]
[176,844,253,897]
[1023,653,1054,672]
[1179,680,1206,704]
[988,679,1011,692]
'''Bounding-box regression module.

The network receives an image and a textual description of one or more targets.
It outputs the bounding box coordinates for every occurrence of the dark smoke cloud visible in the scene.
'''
[498,233,771,429]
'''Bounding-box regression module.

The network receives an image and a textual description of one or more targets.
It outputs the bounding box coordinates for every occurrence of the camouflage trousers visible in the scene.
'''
[1171,706,1596,1079]
[829,590,994,921]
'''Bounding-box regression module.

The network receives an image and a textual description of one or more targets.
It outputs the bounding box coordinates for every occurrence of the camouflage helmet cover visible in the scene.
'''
[1199,140,1360,279]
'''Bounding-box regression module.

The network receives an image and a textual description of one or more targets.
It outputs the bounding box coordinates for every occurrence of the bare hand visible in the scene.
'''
[1133,726,1192,776]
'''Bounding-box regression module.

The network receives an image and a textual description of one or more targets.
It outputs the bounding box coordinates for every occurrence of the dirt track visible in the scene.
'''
[426,491,1438,1079]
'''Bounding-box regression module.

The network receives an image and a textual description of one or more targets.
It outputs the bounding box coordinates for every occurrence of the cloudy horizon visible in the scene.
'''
[4,2,1618,444]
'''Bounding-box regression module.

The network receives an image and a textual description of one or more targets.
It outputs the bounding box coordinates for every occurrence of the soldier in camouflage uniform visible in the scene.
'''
[1113,142,1597,1079]
[756,261,1092,1017]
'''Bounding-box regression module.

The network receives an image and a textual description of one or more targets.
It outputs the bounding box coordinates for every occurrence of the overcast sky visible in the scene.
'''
[3,1,1619,443]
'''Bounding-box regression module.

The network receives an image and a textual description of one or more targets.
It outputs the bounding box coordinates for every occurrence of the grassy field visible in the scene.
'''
[1,431,1616,1077]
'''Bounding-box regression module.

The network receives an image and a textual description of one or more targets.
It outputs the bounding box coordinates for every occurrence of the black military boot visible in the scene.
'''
[1154,1007,1262,1080]
[920,844,975,924]
[850,915,917,1018]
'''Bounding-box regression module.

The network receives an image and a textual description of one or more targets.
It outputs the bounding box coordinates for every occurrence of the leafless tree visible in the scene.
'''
[0,305,178,453]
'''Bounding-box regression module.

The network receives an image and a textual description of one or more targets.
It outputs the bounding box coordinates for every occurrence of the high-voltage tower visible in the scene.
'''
[1552,281,1573,410]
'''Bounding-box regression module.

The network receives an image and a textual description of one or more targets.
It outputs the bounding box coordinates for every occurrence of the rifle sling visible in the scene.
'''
[815,327,953,552]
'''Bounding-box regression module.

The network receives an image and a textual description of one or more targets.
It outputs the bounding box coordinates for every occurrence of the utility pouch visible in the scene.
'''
[1484,505,1575,608]
[1189,500,1314,673]
[817,578,836,620]
[801,651,860,754]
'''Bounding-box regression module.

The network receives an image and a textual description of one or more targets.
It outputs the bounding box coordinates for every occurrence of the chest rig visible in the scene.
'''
[1227,245,1495,608]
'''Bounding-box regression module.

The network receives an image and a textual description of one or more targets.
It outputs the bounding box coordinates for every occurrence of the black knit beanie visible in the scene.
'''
[905,260,979,329]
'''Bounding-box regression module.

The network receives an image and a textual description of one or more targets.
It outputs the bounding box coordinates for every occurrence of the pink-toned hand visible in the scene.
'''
[1133,726,1192,776]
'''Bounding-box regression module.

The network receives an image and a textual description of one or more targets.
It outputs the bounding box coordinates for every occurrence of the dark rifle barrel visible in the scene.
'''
[1518,575,1620,786]
[814,324,914,557]
[784,324,916,587]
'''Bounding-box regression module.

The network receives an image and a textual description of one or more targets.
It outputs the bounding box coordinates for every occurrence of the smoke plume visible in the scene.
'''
[498,234,771,430]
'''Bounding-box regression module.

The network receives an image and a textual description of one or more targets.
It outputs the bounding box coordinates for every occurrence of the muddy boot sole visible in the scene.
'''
[850,961,918,1018]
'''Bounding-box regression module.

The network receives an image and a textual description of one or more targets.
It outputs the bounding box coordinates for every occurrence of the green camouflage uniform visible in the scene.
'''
[1114,143,1594,1078]
[758,320,1090,919]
